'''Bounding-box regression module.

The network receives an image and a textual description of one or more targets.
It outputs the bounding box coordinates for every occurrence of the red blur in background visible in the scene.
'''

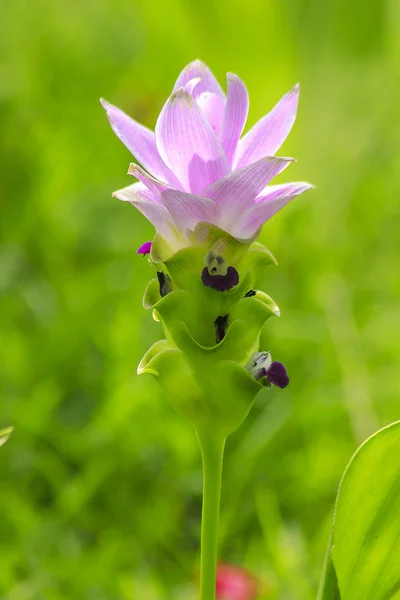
[216,564,258,600]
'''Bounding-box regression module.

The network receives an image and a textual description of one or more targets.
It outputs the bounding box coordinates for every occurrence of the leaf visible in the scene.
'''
[316,533,341,600]
[318,421,400,600]
[0,426,14,447]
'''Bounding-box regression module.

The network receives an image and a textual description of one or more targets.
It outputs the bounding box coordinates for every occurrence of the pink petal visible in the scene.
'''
[155,89,230,194]
[233,84,300,170]
[159,189,219,232]
[196,92,226,136]
[128,165,220,232]
[201,156,293,215]
[112,182,157,203]
[232,181,313,239]
[184,77,202,95]
[254,181,313,204]
[128,163,168,198]
[219,73,249,165]
[112,182,174,236]
[173,59,225,99]
[101,99,181,188]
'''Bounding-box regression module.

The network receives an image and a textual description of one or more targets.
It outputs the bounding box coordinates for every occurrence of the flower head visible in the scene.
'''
[102,60,313,248]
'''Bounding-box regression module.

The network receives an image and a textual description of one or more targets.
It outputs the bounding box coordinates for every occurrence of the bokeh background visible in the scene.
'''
[1,0,400,598]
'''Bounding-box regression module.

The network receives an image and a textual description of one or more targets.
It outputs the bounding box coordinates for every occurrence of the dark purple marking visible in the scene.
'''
[201,266,239,292]
[214,315,229,343]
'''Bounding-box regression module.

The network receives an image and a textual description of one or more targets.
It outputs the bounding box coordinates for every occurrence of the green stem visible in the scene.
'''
[197,430,226,600]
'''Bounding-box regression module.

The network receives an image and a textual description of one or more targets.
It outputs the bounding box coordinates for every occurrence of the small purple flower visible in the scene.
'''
[246,351,289,389]
[264,361,289,388]
[201,249,239,291]
[136,241,152,255]
[101,60,313,245]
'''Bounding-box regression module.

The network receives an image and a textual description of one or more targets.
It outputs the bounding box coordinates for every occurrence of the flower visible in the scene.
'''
[216,564,257,600]
[136,241,152,255]
[245,351,289,388]
[202,249,240,291]
[101,60,313,248]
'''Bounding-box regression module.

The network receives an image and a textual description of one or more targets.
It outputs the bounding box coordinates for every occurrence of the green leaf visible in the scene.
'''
[0,426,14,447]
[318,421,400,600]
[316,533,341,600]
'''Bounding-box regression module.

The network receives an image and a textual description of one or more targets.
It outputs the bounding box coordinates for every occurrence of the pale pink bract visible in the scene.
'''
[102,60,313,245]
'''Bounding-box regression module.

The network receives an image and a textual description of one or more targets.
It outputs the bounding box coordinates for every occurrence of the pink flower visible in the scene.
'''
[136,241,152,255]
[102,60,312,246]
[216,564,258,600]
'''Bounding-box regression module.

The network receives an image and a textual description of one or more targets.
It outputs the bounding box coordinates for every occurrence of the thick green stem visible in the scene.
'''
[197,430,226,600]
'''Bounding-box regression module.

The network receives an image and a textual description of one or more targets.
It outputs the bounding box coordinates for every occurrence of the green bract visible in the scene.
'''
[138,222,279,436]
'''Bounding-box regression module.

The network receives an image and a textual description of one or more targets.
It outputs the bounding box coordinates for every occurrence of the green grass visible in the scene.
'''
[1,0,399,597]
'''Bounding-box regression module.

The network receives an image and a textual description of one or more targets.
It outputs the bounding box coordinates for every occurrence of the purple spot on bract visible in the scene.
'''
[157,271,172,297]
[214,315,229,343]
[201,267,239,292]
[266,361,289,388]
[137,241,152,256]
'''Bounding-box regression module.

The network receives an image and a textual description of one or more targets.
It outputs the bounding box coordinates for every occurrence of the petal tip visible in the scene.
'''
[298,182,316,193]
[190,58,208,72]
[112,190,130,202]
[100,97,112,111]
[226,71,239,82]
[128,162,138,176]
[276,156,296,164]
[171,87,195,107]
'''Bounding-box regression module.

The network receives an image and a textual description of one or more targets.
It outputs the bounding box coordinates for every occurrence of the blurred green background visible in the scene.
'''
[1,0,400,598]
